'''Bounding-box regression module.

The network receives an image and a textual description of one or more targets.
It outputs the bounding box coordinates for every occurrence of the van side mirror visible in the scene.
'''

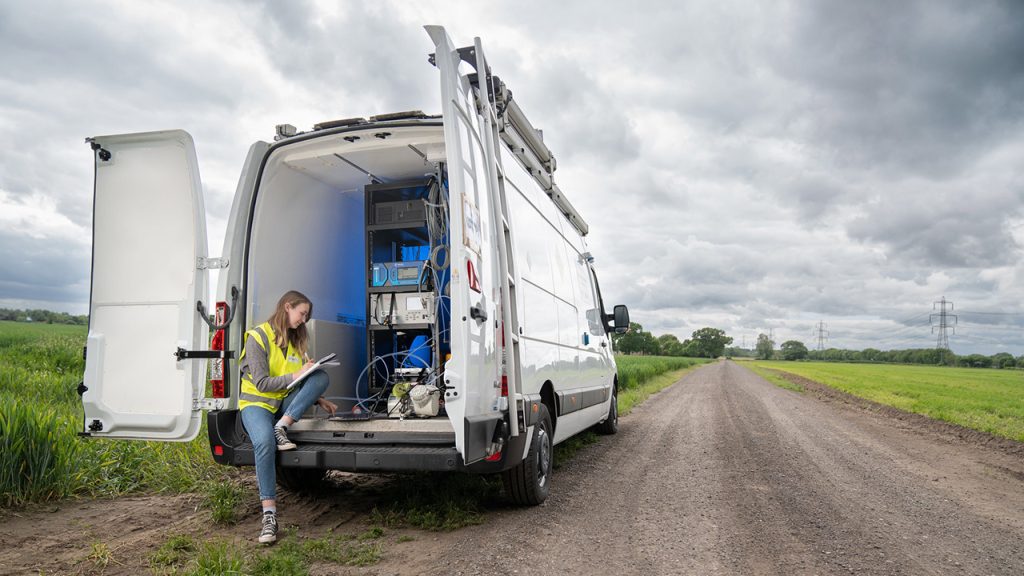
[613,305,629,334]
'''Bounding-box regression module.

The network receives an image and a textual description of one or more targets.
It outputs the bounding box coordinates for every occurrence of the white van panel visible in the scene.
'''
[247,163,365,325]
[428,26,502,463]
[82,130,208,441]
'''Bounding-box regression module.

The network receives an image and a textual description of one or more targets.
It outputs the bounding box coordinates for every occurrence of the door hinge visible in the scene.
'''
[194,398,228,412]
[174,348,235,361]
[197,257,229,270]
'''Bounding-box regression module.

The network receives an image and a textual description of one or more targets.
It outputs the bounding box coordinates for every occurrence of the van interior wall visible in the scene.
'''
[247,161,366,356]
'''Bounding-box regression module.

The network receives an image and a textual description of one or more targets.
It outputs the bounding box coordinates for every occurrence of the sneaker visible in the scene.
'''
[274,426,296,451]
[258,511,278,544]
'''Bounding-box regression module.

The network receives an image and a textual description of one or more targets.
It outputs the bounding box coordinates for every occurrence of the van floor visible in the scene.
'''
[291,415,454,434]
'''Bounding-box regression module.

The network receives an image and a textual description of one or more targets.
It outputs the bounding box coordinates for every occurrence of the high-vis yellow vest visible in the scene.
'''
[238,322,303,412]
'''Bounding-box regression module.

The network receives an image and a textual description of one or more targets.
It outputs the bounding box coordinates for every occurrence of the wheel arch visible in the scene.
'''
[540,380,557,435]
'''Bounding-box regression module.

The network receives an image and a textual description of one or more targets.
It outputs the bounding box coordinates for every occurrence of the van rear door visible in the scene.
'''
[426,26,503,464]
[81,130,209,441]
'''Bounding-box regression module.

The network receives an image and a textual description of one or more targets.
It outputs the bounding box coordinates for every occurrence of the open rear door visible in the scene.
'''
[426,26,502,464]
[81,130,209,441]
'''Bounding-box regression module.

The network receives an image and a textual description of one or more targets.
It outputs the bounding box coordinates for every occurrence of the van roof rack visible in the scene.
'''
[463,60,589,236]
[369,110,432,122]
[313,117,368,131]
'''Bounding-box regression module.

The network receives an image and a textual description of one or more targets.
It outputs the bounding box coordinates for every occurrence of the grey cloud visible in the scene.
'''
[246,1,436,115]
[775,0,1024,177]
[0,228,90,306]
[847,188,1022,267]
[512,60,640,166]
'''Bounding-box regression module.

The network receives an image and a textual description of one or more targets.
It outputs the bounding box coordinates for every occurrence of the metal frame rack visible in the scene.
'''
[364,178,445,408]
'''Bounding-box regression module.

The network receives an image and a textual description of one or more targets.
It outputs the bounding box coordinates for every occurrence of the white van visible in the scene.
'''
[79,26,629,505]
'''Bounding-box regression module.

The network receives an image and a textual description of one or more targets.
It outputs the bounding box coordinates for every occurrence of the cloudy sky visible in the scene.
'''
[2,0,1023,354]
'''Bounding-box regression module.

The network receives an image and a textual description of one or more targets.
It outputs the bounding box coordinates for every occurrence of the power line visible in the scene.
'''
[816,320,829,351]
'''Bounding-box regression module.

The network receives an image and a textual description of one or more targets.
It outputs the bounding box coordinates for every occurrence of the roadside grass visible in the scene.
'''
[615,355,705,392]
[206,480,247,524]
[158,530,384,575]
[744,364,805,393]
[616,356,709,416]
[751,361,1024,441]
[150,534,198,572]
[0,321,221,508]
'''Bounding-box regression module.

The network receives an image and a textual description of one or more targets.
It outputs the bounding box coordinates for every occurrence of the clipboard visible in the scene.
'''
[287,353,339,390]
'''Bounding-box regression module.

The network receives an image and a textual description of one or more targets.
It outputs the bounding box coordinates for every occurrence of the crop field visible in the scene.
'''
[750,360,1024,442]
[0,321,221,507]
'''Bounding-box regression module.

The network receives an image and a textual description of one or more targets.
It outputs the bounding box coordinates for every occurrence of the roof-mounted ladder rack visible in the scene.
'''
[463,65,590,236]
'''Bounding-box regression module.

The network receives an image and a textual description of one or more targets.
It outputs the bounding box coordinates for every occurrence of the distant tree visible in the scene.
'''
[613,322,660,355]
[0,308,87,325]
[780,340,809,361]
[959,354,992,368]
[755,333,774,360]
[690,327,733,358]
[657,334,686,356]
[680,339,701,357]
[861,348,882,362]
[991,352,1015,369]
[724,346,753,358]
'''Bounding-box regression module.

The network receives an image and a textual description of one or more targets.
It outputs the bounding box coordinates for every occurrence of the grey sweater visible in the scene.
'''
[241,328,295,392]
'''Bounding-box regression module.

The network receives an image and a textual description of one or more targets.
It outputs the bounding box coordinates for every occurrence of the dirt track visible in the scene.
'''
[3,360,1024,575]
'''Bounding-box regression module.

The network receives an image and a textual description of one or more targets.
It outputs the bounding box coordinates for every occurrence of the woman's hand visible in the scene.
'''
[292,360,316,381]
[316,396,338,416]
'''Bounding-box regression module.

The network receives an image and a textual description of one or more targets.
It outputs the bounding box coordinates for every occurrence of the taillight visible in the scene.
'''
[210,301,227,398]
[484,450,502,462]
[213,445,224,456]
[467,259,481,293]
[501,374,508,397]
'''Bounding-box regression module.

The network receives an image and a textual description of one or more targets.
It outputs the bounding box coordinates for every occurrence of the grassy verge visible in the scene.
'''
[147,528,384,575]
[751,361,1024,442]
[619,366,697,415]
[744,364,804,393]
[0,321,222,508]
[616,356,709,416]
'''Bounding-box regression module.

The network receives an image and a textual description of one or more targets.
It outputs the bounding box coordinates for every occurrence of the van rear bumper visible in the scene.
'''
[208,410,462,472]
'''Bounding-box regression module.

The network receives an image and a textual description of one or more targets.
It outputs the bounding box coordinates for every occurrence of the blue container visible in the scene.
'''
[403,335,432,369]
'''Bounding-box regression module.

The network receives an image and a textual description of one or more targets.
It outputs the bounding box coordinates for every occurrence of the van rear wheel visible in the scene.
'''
[502,404,552,506]
[276,466,326,494]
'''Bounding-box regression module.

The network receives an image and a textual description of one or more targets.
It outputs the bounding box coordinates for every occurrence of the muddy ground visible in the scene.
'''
[2,360,1023,575]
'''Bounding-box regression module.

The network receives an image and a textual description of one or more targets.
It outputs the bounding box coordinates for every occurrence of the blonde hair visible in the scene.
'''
[267,290,312,356]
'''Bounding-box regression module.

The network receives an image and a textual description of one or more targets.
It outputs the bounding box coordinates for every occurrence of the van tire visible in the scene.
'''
[595,387,618,435]
[502,404,552,506]
[276,466,326,494]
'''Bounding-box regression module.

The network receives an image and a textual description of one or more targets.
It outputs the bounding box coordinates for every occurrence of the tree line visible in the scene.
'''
[0,308,88,325]
[750,333,1021,369]
[612,322,733,358]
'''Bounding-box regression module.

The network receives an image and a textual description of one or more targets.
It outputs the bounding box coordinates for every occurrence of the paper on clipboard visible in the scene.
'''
[287,352,339,390]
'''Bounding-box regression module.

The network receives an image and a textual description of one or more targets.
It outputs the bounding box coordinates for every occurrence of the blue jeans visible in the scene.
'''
[240,369,329,501]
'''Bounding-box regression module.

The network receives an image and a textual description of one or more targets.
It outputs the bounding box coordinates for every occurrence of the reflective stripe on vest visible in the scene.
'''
[238,322,303,412]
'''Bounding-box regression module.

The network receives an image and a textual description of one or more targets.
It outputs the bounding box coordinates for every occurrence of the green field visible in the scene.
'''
[750,361,1024,442]
[0,321,221,507]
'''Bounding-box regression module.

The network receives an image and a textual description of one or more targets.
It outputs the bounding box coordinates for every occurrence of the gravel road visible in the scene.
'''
[423,360,1024,575]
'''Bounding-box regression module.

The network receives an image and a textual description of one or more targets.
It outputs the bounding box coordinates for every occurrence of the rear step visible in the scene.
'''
[232,442,462,472]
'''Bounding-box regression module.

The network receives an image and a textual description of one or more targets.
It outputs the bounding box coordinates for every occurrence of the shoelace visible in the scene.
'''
[261,513,277,533]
